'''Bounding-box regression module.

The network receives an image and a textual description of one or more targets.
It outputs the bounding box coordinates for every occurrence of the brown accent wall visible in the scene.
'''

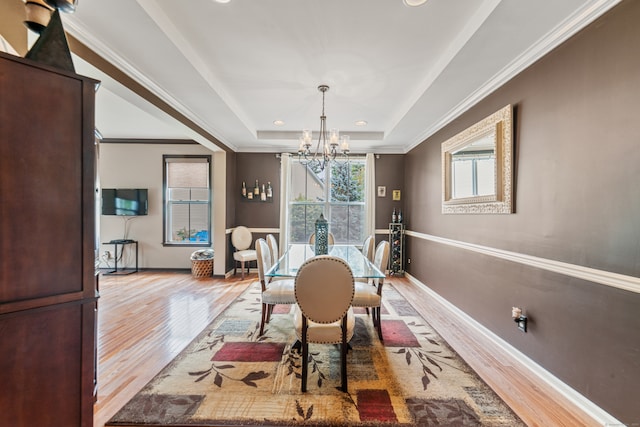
[226,151,237,230]
[231,153,404,232]
[235,153,281,228]
[227,153,404,267]
[225,151,236,272]
[374,154,404,230]
[226,153,281,271]
[404,1,640,423]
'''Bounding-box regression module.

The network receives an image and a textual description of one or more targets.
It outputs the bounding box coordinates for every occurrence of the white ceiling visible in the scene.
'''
[62,0,619,154]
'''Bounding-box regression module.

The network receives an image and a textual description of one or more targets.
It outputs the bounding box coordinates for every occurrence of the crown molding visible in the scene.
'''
[405,0,622,153]
[134,0,256,141]
[63,17,237,152]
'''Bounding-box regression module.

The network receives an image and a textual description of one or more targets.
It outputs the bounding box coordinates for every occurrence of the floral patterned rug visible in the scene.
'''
[107,281,524,426]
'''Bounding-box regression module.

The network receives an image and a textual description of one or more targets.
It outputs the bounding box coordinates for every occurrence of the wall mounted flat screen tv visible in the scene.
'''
[102,188,148,216]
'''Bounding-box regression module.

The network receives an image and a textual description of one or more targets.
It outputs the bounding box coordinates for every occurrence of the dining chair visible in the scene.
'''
[231,226,257,279]
[352,240,390,340]
[361,235,375,262]
[266,234,279,267]
[356,235,376,316]
[308,232,335,245]
[294,255,355,392]
[255,238,296,336]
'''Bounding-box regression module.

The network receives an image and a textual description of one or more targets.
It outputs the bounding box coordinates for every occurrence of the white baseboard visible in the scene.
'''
[405,273,623,427]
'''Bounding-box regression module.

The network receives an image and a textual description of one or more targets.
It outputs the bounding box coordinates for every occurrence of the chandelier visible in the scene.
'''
[297,85,350,171]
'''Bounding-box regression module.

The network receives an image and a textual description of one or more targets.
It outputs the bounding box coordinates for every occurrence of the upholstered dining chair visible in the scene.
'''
[231,226,257,279]
[308,232,335,246]
[255,238,296,336]
[352,240,390,341]
[361,235,375,262]
[294,255,355,392]
[266,234,280,268]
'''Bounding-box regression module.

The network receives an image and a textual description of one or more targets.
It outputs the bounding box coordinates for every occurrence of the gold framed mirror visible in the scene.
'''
[442,105,513,214]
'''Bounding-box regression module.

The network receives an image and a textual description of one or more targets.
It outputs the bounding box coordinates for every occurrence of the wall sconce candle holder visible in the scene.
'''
[241,179,273,202]
[512,307,527,332]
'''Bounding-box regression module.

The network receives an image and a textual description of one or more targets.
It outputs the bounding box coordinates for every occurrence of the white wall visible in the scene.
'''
[97,142,225,270]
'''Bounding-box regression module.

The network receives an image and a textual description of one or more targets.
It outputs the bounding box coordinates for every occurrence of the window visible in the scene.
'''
[163,155,211,246]
[451,151,495,199]
[289,158,365,244]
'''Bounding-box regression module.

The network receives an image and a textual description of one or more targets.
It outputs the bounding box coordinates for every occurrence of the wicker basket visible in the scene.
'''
[191,249,214,278]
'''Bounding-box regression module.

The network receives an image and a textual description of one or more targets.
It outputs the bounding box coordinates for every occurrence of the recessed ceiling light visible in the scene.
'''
[403,0,427,6]
[273,120,285,126]
[214,0,231,3]
[355,120,368,126]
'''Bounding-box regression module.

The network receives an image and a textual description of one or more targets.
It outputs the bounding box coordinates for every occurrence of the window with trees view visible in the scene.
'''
[289,158,365,244]
[163,155,211,246]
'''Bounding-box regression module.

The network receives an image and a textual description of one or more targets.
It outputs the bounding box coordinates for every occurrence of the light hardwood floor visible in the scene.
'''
[94,271,597,427]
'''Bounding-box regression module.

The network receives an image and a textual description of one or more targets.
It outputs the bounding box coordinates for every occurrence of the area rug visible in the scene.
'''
[107,281,524,426]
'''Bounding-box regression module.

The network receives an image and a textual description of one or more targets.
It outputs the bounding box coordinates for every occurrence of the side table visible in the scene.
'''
[103,240,138,275]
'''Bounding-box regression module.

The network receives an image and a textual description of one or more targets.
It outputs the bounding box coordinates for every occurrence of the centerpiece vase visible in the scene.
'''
[314,213,329,255]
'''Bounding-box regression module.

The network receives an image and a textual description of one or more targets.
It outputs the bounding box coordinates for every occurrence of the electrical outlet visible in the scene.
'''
[407,258,411,264]
[517,316,528,332]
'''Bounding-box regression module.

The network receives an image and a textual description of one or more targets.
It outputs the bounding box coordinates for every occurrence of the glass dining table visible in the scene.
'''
[266,243,385,279]
[266,243,384,352]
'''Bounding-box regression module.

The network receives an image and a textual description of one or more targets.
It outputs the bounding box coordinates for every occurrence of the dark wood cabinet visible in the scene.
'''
[0,52,98,427]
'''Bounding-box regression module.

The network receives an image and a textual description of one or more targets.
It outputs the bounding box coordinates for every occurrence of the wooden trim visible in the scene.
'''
[81,301,97,425]
[227,227,280,234]
[0,51,99,84]
[0,291,87,315]
[406,230,640,294]
[65,35,232,153]
[100,138,198,145]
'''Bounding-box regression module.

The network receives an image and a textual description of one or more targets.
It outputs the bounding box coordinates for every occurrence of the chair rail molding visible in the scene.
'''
[226,227,280,234]
[405,230,640,294]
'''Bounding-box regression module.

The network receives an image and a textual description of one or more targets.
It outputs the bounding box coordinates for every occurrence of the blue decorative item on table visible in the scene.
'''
[314,213,329,255]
